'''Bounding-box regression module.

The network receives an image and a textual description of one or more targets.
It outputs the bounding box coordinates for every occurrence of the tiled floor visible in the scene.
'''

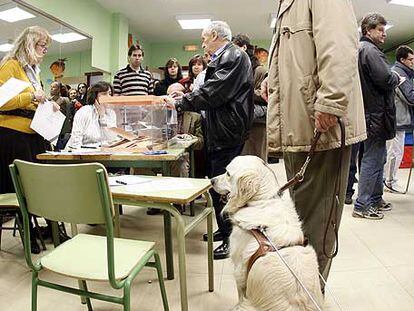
[1,162,414,310]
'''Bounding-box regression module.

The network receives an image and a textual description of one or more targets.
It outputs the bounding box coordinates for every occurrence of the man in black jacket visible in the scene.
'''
[171,21,254,259]
[353,13,403,220]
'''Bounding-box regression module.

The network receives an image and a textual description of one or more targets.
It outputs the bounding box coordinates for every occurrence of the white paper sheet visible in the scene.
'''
[30,100,65,144]
[118,178,197,193]
[108,175,152,187]
[0,77,31,108]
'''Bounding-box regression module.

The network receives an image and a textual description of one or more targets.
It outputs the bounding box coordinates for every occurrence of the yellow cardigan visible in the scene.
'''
[0,59,37,134]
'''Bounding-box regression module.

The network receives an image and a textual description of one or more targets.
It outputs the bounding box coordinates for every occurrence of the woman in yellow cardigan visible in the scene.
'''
[0,26,51,253]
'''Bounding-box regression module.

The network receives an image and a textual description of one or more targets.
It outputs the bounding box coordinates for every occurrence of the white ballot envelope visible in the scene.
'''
[0,78,31,108]
[30,100,65,144]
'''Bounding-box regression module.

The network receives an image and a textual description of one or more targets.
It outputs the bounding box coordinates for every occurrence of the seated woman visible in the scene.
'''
[66,81,117,149]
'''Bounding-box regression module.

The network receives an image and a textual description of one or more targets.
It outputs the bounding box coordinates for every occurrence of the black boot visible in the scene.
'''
[30,238,41,254]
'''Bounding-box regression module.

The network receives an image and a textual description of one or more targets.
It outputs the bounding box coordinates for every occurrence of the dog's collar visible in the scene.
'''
[246,229,308,276]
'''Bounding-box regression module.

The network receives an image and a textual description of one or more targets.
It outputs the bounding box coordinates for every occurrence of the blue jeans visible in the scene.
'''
[354,136,386,211]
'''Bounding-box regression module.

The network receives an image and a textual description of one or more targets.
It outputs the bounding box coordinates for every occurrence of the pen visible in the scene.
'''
[115,180,127,185]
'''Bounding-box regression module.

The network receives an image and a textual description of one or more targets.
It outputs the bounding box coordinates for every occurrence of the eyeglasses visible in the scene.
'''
[36,42,48,51]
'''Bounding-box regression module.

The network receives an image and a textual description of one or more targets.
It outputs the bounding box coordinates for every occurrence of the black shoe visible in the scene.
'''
[58,231,71,243]
[30,239,41,254]
[345,194,353,205]
[213,241,230,260]
[203,230,223,242]
[146,208,162,215]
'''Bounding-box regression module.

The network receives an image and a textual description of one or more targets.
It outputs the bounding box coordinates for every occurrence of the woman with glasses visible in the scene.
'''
[0,26,51,254]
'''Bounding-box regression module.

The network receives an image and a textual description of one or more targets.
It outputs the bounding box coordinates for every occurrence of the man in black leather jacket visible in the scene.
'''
[353,13,403,220]
[173,21,254,259]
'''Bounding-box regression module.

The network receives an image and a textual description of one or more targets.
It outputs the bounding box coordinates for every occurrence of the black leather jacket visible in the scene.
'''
[358,36,399,140]
[176,43,254,151]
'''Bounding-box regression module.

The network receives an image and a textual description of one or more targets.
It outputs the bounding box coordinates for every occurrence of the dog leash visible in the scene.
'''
[277,129,322,197]
[258,227,323,311]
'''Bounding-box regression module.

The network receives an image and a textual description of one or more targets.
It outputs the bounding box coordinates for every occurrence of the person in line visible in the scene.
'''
[179,54,207,93]
[167,21,254,259]
[232,34,268,161]
[77,82,88,105]
[113,44,153,96]
[384,45,414,193]
[154,58,183,96]
[66,81,117,149]
[353,13,403,220]
[0,26,52,254]
[263,0,366,289]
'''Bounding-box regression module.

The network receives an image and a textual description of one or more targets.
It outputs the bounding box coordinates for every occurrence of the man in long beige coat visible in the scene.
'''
[264,0,367,288]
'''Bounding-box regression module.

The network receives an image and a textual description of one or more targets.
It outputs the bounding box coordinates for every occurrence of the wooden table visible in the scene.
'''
[37,148,186,176]
[110,176,214,311]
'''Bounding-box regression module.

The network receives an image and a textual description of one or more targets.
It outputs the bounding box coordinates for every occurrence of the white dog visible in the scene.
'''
[212,156,323,311]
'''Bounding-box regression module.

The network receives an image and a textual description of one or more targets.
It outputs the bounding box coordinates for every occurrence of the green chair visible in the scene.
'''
[9,160,169,311]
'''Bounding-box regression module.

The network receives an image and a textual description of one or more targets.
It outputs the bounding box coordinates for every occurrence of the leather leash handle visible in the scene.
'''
[277,130,322,196]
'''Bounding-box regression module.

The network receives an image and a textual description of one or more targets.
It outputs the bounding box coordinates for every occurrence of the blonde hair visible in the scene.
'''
[1,26,51,67]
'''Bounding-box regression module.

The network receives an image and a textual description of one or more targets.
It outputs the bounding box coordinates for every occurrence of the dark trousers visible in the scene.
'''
[346,143,364,196]
[0,127,47,193]
[284,146,351,288]
[207,144,244,240]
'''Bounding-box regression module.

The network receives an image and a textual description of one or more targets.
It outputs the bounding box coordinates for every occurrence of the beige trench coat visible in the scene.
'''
[267,0,367,154]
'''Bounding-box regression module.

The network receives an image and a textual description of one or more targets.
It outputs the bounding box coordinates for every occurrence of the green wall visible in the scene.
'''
[39,50,92,94]
[147,39,272,69]
[26,0,129,74]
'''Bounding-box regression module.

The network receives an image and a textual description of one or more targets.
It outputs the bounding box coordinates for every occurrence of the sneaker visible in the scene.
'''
[374,200,393,212]
[352,206,384,220]
[345,194,353,205]
[384,182,405,194]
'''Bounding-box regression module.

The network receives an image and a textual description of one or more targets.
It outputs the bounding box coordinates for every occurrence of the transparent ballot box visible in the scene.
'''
[98,95,177,153]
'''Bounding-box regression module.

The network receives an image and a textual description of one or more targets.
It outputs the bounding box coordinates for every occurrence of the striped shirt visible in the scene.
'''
[113,65,154,96]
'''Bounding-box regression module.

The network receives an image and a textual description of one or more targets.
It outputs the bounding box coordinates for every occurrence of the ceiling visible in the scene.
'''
[96,0,414,51]
[0,0,91,58]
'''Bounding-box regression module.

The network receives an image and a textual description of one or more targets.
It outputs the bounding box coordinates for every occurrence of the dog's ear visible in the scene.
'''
[227,170,260,212]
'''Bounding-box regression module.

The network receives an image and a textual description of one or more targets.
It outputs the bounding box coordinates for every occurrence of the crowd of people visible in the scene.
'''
[0,4,413,292]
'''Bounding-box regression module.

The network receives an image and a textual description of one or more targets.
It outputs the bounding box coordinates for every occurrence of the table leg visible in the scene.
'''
[176,214,188,311]
[163,210,174,280]
[51,221,59,247]
[114,204,120,238]
[189,147,195,178]
[205,192,214,292]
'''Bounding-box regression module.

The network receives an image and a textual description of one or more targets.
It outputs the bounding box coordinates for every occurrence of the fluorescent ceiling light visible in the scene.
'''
[387,0,414,7]
[0,7,35,23]
[51,32,87,43]
[269,13,277,28]
[176,16,211,30]
[0,43,13,52]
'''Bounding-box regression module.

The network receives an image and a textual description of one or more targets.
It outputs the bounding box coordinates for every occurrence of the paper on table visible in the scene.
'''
[108,175,152,187]
[118,178,197,192]
[0,77,31,108]
[30,100,65,144]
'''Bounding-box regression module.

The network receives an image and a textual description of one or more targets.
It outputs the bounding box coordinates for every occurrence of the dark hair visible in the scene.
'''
[254,47,268,55]
[188,54,207,80]
[77,82,87,93]
[396,45,414,62]
[164,58,183,80]
[361,13,387,36]
[128,44,144,57]
[86,81,113,105]
[232,33,261,71]
[60,84,68,97]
